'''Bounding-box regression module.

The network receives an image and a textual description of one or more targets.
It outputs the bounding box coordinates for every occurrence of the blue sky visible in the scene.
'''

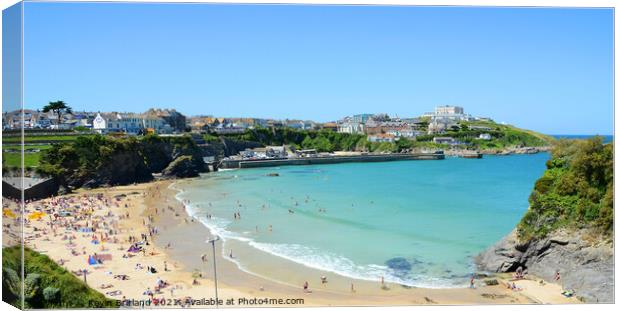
[14,2,614,134]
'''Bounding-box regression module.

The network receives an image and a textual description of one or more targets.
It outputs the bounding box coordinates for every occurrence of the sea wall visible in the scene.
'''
[220,153,444,169]
[476,229,613,303]
[2,177,59,201]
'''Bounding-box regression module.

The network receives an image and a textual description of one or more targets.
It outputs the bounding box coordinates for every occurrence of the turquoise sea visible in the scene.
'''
[175,153,549,288]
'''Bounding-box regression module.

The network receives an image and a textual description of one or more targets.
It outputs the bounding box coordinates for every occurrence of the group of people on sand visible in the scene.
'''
[14,187,182,302]
[302,276,392,294]
[513,266,528,280]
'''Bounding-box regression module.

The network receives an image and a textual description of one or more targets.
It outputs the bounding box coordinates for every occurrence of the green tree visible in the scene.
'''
[42,100,72,125]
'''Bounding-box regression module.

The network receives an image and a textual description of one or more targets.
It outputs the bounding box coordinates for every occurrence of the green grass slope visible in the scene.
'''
[2,246,115,309]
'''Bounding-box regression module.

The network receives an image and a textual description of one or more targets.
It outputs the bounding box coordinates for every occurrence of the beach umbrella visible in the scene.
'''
[28,211,46,221]
[3,208,16,218]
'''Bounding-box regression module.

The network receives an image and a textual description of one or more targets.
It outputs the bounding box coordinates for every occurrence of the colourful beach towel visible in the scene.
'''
[127,245,141,253]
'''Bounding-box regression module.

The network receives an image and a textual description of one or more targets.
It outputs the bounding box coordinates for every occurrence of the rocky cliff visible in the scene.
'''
[200,138,262,158]
[476,229,613,303]
[161,155,201,178]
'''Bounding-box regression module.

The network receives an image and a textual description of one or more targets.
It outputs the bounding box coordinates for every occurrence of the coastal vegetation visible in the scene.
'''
[2,246,113,309]
[212,121,553,153]
[35,134,205,188]
[2,133,95,169]
[517,137,613,241]
[415,121,553,149]
[2,145,52,168]
[218,127,367,152]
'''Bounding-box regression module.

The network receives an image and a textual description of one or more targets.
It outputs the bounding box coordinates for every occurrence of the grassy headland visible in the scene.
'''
[517,137,613,241]
[213,120,554,153]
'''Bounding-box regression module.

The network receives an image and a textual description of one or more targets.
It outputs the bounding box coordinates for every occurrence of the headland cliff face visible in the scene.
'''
[476,229,613,303]
[478,137,613,303]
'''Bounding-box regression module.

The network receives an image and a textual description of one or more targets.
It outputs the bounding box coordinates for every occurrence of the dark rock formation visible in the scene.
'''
[66,149,154,189]
[161,156,201,178]
[385,257,413,277]
[199,138,262,160]
[476,229,613,303]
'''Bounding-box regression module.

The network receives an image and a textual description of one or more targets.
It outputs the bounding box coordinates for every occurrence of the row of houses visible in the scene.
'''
[336,113,426,143]
[3,108,187,134]
[3,109,86,130]
[92,109,186,134]
[187,116,322,134]
[335,106,496,143]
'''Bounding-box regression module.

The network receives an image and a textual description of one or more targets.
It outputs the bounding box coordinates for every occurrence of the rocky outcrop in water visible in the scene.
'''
[476,229,613,303]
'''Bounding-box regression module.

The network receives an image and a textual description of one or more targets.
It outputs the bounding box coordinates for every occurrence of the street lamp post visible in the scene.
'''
[207,236,220,308]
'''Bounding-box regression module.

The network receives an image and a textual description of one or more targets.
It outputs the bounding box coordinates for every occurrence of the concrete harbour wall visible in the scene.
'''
[220,153,444,169]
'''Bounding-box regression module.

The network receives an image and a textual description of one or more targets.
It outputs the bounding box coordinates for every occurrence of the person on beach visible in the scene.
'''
[469,276,475,289]
[350,282,355,293]
[229,249,234,258]
[555,271,561,281]
[303,281,310,293]
[321,276,327,284]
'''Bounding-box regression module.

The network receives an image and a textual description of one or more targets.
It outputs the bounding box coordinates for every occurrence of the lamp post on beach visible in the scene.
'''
[207,236,221,308]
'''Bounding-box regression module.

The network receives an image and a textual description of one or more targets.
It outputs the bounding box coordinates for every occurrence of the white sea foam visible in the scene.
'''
[246,241,462,288]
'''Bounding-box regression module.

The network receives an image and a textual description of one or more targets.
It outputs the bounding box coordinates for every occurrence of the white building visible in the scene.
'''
[427,105,473,122]
[479,133,492,140]
[433,137,456,144]
[368,134,397,143]
[92,112,172,135]
[142,116,173,134]
[394,129,421,139]
[337,122,365,134]
[435,105,464,115]
[92,113,107,132]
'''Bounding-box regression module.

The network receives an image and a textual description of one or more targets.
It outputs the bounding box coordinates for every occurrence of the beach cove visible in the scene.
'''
[9,154,583,307]
[174,154,551,288]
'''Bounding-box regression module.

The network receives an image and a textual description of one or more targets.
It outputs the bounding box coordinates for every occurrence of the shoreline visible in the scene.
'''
[150,179,580,305]
[12,178,581,307]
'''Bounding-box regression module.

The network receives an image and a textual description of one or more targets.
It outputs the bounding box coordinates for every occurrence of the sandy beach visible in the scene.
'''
[6,179,581,307]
